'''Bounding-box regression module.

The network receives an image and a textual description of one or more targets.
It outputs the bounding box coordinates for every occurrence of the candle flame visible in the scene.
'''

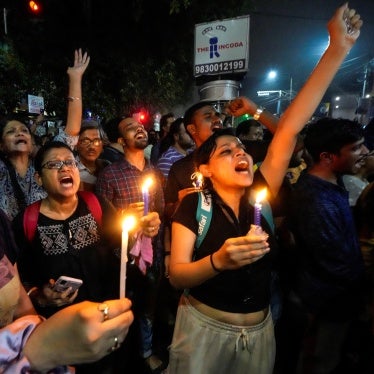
[122,216,136,232]
[191,171,204,188]
[255,188,267,204]
[142,177,153,192]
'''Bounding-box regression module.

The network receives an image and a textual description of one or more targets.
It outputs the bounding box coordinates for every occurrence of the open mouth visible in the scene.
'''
[59,176,73,187]
[15,139,28,145]
[235,160,249,172]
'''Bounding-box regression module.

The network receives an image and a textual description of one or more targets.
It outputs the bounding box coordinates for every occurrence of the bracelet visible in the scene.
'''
[27,286,38,296]
[210,253,221,273]
[253,106,264,121]
[67,96,81,101]
[164,251,171,256]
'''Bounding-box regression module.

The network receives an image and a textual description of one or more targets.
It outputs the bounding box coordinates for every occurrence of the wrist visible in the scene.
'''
[253,106,265,121]
[210,253,222,273]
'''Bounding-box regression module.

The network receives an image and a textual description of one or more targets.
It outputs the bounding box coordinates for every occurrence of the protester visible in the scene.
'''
[96,116,165,372]
[0,208,134,374]
[167,4,363,373]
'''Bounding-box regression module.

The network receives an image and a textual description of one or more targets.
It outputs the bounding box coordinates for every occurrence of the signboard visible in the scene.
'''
[194,15,250,77]
[28,94,44,114]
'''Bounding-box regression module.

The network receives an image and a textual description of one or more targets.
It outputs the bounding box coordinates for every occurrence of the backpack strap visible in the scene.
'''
[23,200,42,242]
[23,191,102,243]
[78,191,102,226]
[195,190,213,249]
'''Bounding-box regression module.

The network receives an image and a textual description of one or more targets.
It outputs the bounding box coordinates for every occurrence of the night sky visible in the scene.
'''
[2,0,373,115]
[242,0,374,111]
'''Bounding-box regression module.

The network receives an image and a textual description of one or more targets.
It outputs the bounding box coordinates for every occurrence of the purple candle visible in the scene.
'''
[253,189,267,227]
[142,177,153,215]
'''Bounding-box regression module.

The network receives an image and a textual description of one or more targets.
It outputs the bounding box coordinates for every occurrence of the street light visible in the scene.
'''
[267,70,294,109]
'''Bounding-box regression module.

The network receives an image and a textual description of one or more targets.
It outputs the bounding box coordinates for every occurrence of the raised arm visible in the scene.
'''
[226,4,362,198]
[226,96,279,135]
[260,3,362,196]
[64,49,90,136]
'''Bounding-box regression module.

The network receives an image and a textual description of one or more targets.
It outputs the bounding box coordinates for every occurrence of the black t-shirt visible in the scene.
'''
[13,195,120,316]
[172,173,277,313]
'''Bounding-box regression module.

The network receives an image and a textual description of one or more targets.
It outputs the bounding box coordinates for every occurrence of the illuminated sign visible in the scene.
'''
[28,94,44,114]
[194,15,250,77]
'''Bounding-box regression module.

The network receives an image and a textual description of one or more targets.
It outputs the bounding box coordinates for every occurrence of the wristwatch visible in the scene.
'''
[253,107,264,121]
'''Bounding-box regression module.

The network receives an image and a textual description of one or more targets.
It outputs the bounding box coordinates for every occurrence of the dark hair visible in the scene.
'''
[236,119,261,138]
[102,117,123,142]
[159,117,184,156]
[34,141,74,174]
[194,127,236,167]
[159,112,175,137]
[79,120,109,145]
[183,102,214,127]
[304,118,364,163]
[0,115,32,211]
[0,115,30,139]
[364,118,374,151]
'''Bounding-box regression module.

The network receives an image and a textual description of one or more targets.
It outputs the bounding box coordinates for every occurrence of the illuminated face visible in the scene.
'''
[77,128,103,165]
[119,118,148,150]
[332,138,367,174]
[37,147,80,198]
[187,105,223,147]
[201,135,254,189]
[0,120,32,154]
[247,126,264,141]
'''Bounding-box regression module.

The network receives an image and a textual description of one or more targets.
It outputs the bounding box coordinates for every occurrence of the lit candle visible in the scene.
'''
[120,215,136,298]
[191,171,203,189]
[254,188,267,227]
[142,177,153,215]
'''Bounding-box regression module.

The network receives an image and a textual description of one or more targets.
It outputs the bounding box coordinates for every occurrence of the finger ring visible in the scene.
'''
[98,303,109,322]
[110,336,120,352]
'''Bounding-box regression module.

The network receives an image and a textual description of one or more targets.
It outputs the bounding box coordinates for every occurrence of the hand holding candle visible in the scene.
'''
[142,177,153,215]
[253,188,267,227]
[120,215,136,298]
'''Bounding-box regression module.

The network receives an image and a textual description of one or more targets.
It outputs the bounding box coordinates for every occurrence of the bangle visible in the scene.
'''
[253,106,264,121]
[27,286,38,296]
[164,251,171,256]
[67,96,81,101]
[210,253,221,273]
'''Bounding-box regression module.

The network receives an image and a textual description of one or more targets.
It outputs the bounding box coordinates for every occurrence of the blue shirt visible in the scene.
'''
[288,172,364,315]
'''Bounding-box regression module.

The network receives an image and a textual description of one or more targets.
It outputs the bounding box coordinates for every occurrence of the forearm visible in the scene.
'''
[65,75,83,136]
[169,255,219,289]
[278,42,351,135]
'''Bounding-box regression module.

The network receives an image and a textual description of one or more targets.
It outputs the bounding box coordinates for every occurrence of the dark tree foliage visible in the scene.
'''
[0,0,254,120]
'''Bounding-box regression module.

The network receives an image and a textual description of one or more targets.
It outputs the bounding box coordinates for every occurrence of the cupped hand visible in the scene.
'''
[213,234,270,271]
[140,211,161,237]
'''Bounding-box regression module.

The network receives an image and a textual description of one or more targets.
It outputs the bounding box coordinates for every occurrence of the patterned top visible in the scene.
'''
[0,159,47,221]
[95,158,164,215]
[156,146,187,179]
[14,196,119,316]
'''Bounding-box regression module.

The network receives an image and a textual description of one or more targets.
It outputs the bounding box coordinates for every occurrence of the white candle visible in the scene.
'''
[253,188,267,227]
[120,216,136,298]
[142,177,153,215]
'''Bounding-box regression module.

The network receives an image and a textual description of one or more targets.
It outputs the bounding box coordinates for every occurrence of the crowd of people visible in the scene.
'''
[1,4,373,374]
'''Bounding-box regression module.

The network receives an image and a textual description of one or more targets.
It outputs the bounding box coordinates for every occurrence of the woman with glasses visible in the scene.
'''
[0,49,89,220]
[12,140,161,372]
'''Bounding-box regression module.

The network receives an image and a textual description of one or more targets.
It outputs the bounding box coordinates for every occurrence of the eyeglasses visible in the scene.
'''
[41,159,79,170]
[79,138,102,147]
